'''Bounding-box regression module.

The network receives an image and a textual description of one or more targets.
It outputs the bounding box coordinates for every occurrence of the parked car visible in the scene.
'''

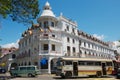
[117,68,120,79]
[0,68,6,73]
[10,65,40,77]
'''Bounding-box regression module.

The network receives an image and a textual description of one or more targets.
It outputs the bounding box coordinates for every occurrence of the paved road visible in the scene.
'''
[0,73,119,80]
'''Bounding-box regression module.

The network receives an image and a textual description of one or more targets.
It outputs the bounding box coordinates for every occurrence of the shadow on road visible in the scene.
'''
[53,75,114,79]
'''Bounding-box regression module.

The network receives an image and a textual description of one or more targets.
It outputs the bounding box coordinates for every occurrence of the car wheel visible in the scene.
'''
[14,74,17,77]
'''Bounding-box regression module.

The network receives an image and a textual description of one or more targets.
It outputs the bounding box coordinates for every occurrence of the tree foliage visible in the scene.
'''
[0,0,40,24]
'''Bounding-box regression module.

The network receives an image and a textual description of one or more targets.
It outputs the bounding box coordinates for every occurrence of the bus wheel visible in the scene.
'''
[28,73,33,77]
[96,71,102,78]
[65,71,72,78]
[60,73,65,78]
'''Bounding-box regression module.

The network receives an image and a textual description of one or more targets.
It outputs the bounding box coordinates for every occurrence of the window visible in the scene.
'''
[52,34,55,37]
[28,49,31,57]
[44,21,48,28]
[66,25,69,31]
[12,54,16,59]
[92,44,94,49]
[72,28,75,33]
[79,40,81,46]
[73,39,75,44]
[67,37,70,42]
[44,34,48,36]
[78,61,86,65]
[28,62,31,65]
[43,44,48,50]
[52,44,55,51]
[86,61,94,65]
[95,62,101,66]
[27,67,35,70]
[51,22,54,27]
[85,51,87,55]
[106,62,112,66]
[67,46,70,52]
[84,42,86,47]
[73,47,76,53]
[65,61,72,65]
[24,62,27,65]
[88,43,90,48]
[20,67,26,70]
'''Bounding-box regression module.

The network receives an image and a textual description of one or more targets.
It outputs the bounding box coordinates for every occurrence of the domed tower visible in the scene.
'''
[37,2,62,74]
[37,1,57,29]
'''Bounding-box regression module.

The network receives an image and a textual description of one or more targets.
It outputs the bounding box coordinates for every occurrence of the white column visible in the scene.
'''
[49,43,51,54]
[48,57,52,74]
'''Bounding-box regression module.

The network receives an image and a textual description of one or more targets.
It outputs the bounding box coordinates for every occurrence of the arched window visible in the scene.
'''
[44,21,48,28]
[85,51,87,55]
[51,22,54,27]
[24,62,27,65]
[29,62,31,65]
[28,49,31,57]
[12,54,16,59]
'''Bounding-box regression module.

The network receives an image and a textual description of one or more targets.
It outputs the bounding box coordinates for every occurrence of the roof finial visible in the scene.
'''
[45,1,50,6]
[44,1,51,10]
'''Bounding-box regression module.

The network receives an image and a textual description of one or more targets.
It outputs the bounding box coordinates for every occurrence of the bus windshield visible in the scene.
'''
[56,60,63,66]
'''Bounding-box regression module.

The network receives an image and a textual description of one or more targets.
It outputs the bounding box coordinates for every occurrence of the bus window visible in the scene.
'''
[95,62,101,66]
[78,61,86,65]
[65,61,72,65]
[106,62,112,66]
[86,61,94,66]
[57,61,63,66]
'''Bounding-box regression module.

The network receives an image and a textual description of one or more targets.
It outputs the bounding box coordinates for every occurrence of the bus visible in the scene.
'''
[112,60,120,75]
[55,57,114,78]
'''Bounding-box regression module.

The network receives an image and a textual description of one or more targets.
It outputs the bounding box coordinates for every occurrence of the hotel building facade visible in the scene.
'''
[15,2,115,74]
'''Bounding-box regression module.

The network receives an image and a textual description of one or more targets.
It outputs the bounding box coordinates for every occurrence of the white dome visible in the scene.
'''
[41,10,55,17]
[40,1,56,17]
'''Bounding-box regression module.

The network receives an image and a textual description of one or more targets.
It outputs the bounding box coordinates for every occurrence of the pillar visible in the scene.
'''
[48,57,52,74]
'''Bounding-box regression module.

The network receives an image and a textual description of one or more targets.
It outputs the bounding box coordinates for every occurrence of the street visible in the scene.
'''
[0,73,119,80]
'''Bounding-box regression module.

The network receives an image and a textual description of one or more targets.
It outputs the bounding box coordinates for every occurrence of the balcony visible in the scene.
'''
[39,34,62,43]
[39,50,61,56]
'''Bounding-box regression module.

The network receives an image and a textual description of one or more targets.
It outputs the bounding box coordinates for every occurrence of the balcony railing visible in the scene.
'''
[39,35,62,41]
[40,50,61,54]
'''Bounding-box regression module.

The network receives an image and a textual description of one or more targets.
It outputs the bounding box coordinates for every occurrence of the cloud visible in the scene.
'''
[113,41,120,52]
[113,41,120,47]
[1,39,19,48]
[92,34,105,40]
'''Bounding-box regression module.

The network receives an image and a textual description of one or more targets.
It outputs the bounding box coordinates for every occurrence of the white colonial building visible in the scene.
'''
[15,2,115,74]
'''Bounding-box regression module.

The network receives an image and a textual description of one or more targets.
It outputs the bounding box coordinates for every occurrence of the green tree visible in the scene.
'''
[0,0,40,24]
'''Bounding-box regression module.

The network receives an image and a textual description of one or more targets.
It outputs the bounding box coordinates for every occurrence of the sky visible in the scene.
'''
[0,0,120,48]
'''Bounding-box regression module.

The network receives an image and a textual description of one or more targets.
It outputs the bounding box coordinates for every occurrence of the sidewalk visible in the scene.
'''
[5,72,11,76]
